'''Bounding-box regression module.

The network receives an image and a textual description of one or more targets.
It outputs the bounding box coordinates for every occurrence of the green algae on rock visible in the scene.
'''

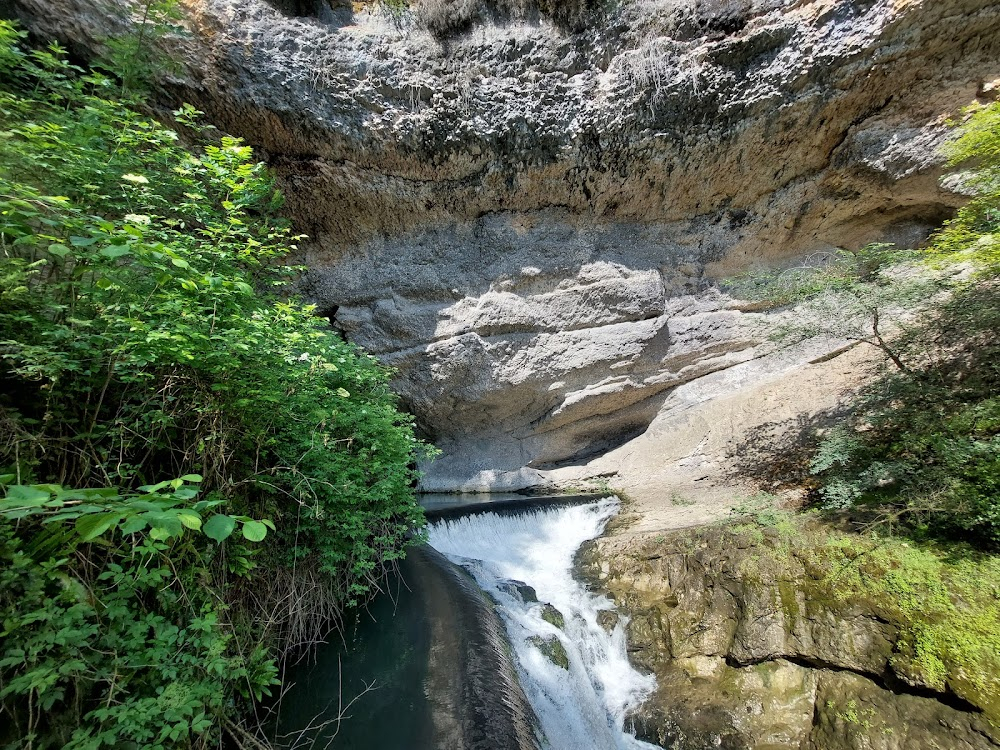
[579,517,1000,750]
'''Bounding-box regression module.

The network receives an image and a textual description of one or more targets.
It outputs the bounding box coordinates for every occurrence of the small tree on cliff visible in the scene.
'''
[728,101,1000,547]
[727,242,944,374]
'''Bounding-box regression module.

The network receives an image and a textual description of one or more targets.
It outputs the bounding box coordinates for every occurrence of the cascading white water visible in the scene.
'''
[426,498,659,750]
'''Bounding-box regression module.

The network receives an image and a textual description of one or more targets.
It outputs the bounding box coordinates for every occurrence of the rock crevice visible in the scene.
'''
[578,526,1000,750]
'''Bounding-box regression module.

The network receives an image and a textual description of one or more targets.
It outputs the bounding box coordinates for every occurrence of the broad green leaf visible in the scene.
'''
[74,512,119,541]
[241,520,267,542]
[128,500,170,512]
[69,235,98,246]
[192,499,223,512]
[141,512,183,538]
[45,504,106,519]
[203,514,236,543]
[1,508,44,520]
[176,511,202,531]
[0,474,15,486]
[47,243,71,257]
[119,516,147,535]
[79,488,119,499]
[149,526,172,541]
[138,481,170,493]
[179,474,203,483]
[99,246,131,259]
[4,486,51,506]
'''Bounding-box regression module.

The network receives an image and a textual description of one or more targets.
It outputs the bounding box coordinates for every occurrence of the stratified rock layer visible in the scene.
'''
[8,0,1000,487]
[579,524,1000,750]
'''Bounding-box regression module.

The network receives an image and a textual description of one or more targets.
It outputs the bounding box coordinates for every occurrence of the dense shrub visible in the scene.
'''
[809,282,1000,545]
[0,21,427,748]
[728,102,1000,548]
[804,104,1000,546]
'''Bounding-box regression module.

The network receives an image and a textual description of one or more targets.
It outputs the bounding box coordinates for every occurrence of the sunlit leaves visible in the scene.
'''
[802,109,1000,547]
[0,23,425,750]
[241,520,267,542]
[934,101,1000,271]
[0,478,273,545]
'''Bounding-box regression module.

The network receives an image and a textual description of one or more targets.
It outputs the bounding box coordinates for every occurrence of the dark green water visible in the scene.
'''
[274,561,434,749]
[273,543,539,750]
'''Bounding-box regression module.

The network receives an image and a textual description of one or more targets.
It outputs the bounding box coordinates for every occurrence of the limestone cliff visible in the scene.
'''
[579,523,1000,750]
[6,0,1000,489]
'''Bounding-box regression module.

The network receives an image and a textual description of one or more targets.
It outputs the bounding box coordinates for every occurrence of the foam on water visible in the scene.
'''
[426,497,658,750]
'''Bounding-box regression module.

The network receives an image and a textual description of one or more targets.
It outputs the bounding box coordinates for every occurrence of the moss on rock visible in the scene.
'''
[527,634,570,670]
[584,514,1000,748]
[540,603,565,630]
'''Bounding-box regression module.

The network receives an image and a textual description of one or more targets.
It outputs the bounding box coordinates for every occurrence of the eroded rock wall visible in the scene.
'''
[7,0,1000,487]
[579,525,1000,750]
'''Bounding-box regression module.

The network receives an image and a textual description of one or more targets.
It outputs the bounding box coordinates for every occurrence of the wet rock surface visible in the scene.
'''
[578,525,1000,750]
[499,579,540,603]
[526,633,570,670]
[539,603,565,629]
[7,0,1000,488]
[596,609,619,633]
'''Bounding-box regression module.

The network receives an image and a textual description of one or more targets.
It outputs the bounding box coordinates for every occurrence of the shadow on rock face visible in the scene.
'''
[264,0,352,24]
[415,0,604,37]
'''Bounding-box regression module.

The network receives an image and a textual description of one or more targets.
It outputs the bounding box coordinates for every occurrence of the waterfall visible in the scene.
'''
[426,498,658,750]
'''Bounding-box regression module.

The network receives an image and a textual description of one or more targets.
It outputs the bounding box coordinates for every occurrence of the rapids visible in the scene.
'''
[427,498,658,750]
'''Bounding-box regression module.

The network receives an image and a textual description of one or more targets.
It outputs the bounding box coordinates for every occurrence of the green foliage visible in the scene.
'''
[730,491,796,532]
[0,476,274,543]
[808,282,1000,545]
[726,243,941,372]
[728,102,1000,548]
[817,533,1000,709]
[0,521,273,749]
[711,517,1000,719]
[935,101,1000,270]
[0,21,427,747]
[98,0,185,95]
[797,102,1000,547]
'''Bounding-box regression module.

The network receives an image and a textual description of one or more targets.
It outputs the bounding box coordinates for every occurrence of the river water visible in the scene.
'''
[428,497,657,750]
[276,497,657,749]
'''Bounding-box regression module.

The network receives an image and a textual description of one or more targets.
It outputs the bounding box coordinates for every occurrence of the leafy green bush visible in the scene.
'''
[726,242,943,373]
[808,282,1000,546]
[803,103,1000,546]
[0,476,279,749]
[727,103,1000,548]
[0,20,428,747]
[935,101,1000,271]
